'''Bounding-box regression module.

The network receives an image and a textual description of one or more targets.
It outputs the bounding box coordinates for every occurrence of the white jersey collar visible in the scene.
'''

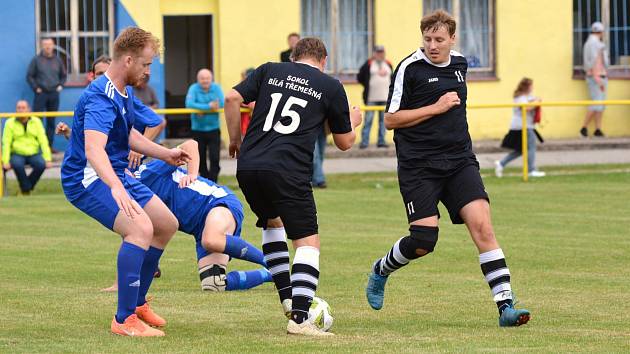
[104,73,128,98]
[294,61,320,70]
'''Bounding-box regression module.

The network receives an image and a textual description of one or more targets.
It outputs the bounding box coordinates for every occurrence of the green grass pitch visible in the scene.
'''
[1,166,629,353]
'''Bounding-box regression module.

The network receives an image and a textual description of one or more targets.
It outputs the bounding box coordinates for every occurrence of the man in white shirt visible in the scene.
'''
[357,45,393,148]
[580,22,609,138]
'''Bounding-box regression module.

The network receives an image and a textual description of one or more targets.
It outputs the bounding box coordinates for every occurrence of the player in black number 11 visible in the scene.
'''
[365,10,531,328]
[224,37,362,336]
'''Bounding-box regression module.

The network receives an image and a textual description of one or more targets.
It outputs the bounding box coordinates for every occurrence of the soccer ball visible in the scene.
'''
[309,297,334,332]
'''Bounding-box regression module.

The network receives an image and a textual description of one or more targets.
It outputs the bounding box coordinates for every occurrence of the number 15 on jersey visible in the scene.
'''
[263,93,309,135]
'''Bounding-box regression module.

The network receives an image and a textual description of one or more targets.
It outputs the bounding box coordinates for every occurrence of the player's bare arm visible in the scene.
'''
[128,120,166,169]
[384,91,460,129]
[85,129,142,218]
[332,106,362,151]
[224,89,245,158]
[176,139,200,188]
[128,128,190,167]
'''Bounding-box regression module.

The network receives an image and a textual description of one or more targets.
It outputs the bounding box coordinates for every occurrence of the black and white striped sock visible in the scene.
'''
[262,228,292,303]
[290,246,320,324]
[479,248,513,314]
[373,237,411,276]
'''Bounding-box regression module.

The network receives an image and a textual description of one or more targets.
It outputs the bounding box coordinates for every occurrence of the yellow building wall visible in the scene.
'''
[119,0,164,60]
[125,0,630,142]
[342,0,424,144]
[215,0,301,97]
[468,0,630,139]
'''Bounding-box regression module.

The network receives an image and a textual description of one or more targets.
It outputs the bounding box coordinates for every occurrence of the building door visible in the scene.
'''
[163,15,213,138]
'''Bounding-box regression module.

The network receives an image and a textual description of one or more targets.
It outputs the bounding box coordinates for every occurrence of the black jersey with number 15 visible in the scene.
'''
[233,61,352,179]
[386,49,474,166]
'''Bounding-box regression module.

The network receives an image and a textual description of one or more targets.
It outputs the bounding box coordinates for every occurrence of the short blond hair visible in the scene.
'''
[421,10,456,36]
[113,27,160,59]
[292,37,328,62]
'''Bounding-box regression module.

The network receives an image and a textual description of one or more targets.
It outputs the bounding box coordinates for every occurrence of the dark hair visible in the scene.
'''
[91,55,112,73]
[40,37,55,43]
[287,32,300,39]
[514,77,533,98]
[113,27,160,59]
[421,9,456,36]
[292,37,327,62]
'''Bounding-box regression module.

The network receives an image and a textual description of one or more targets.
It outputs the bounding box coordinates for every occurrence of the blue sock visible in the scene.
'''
[137,246,164,306]
[223,235,267,267]
[116,242,146,323]
[225,268,273,291]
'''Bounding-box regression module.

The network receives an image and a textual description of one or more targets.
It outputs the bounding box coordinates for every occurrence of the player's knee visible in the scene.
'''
[266,217,283,229]
[125,220,154,248]
[138,220,154,239]
[469,220,495,244]
[149,215,178,248]
[164,214,179,236]
[401,225,439,258]
[201,234,223,253]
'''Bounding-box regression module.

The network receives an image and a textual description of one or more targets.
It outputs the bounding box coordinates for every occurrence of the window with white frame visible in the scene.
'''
[573,0,630,77]
[36,0,114,82]
[423,0,495,76]
[301,0,373,78]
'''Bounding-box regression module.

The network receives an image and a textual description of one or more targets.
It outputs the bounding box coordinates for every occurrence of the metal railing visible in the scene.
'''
[2,100,630,197]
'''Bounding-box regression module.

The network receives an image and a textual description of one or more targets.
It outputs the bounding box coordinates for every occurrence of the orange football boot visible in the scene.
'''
[111,314,165,337]
[135,300,166,327]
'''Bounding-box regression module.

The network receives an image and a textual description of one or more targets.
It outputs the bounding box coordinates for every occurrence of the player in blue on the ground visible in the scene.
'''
[134,139,271,292]
[61,27,190,337]
[59,122,271,293]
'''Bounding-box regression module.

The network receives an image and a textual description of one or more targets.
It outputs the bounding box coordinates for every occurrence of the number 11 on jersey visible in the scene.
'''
[263,93,309,134]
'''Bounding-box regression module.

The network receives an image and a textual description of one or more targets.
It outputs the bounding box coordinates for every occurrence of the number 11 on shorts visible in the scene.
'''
[406,201,415,215]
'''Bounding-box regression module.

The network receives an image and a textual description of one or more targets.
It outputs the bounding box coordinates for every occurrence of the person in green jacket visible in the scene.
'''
[2,100,52,194]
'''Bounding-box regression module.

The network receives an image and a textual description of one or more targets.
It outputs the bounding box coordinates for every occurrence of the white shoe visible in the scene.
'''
[282,299,292,319]
[529,170,546,177]
[494,160,503,178]
[287,319,334,336]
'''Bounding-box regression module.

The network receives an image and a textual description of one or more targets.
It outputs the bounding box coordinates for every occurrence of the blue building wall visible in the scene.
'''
[0,0,165,151]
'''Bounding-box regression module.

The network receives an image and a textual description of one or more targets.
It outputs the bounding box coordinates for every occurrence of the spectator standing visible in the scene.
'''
[357,45,392,149]
[580,21,609,138]
[240,68,256,135]
[27,37,67,151]
[134,74,160,109]
[2,100,52,195]
[494,78,545,178]
[280,33,300,63]
[185,68,224,182]
[312,127,327,188]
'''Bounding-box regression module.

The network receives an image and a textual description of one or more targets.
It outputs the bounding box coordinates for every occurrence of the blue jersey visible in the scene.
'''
[61,74,136,200]
[136,159,244,238]
[127,96,164,174]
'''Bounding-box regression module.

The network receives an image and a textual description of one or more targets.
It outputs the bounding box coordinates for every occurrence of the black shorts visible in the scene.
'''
[397,157,489,224]
[236,170,318,240]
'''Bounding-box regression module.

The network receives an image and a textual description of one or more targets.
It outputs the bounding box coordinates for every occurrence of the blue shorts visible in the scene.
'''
[193,194,244,261]
[64,174,154,231]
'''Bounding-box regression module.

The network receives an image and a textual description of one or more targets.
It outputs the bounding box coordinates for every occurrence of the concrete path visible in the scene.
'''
[16,147,629,180]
